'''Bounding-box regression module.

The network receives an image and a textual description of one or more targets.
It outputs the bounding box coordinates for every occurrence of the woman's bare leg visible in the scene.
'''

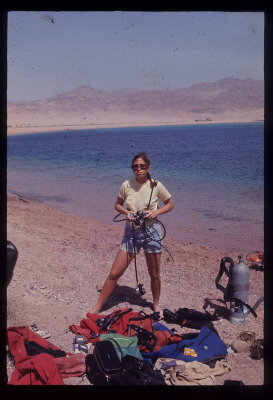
[88,249,135,314]
[144,252,162,314]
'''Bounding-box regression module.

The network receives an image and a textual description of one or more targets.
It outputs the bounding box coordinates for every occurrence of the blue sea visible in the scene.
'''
[7,122,264,253]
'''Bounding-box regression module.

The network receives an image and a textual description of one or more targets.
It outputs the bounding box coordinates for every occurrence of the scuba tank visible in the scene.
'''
[215,255,260,325]
[228,255,250,325]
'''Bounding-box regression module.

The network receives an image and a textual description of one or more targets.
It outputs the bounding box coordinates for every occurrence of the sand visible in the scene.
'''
[6,109,264,136]
[6,193,264,386]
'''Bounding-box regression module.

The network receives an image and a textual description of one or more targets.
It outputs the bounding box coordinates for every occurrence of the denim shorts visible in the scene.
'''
[119,221,163,254]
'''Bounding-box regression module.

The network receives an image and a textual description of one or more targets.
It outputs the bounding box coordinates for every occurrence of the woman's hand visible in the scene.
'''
[126,211,135,221]
[145,199,174,220]
[145,209,158,219]
[115,196,134,221]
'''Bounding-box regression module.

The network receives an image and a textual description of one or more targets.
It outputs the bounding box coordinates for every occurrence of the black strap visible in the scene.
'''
[146,180,157,210]
[215,257,233,286]
[142,220,174,261]
[215,257,234,301]
[129,310,159,323]
[230,298,258,318]
[128,324,157,352]
[132,223,139,286]
[113,213,127,222]
[252,296,264,311]
[25,341,66,358]
[97,308,133,334]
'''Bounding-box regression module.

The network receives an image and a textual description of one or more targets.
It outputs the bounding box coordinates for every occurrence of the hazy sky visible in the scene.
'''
[7,11,264,102]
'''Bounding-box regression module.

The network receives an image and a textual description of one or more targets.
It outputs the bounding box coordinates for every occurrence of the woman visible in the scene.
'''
[88,152,174,315]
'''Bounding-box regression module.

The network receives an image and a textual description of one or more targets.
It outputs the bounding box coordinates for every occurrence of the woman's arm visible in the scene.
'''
[114,196,134,220]
[146,198,174,219]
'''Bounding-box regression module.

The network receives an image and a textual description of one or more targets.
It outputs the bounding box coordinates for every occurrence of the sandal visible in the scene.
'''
[30,324,51,339]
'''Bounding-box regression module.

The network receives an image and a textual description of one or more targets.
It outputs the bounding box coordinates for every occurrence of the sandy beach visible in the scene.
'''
[6,193,264,385]
[6,108,264,136]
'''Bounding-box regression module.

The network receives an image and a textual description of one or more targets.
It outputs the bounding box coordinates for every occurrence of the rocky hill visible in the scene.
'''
[7,78,264,132]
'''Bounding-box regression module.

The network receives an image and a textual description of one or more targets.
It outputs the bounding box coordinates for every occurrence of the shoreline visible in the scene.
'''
[7,187,263,255]
[7,191,262,262]
[6,193,232,254]
[6,192,260,288]
[7,117,264,254]
[7,192,251,268]
[7,118,263,136]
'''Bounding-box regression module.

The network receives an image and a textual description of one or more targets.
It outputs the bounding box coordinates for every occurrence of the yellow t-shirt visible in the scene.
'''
[118,179,171,214]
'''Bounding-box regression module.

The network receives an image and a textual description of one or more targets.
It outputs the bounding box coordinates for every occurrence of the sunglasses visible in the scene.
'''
[132,163,148,170]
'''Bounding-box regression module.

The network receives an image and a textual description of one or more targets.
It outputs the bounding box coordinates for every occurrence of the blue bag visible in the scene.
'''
[141,325,227,365]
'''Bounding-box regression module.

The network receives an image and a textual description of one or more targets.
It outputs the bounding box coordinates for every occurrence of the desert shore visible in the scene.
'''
[6,193,264,385]
[7,111,264,136]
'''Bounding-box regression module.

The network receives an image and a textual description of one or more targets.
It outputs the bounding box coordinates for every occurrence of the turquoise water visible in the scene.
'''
[7,122,264,252]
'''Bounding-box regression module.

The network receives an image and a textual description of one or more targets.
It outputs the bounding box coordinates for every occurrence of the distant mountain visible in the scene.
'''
[8,78,264,131]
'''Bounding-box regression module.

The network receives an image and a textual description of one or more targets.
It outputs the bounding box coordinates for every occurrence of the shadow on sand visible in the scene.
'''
[98,284,154,313]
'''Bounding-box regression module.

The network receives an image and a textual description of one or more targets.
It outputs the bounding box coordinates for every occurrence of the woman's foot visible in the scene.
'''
[82,306,101,319]
[87,307,101,316]
[153,305,163,319]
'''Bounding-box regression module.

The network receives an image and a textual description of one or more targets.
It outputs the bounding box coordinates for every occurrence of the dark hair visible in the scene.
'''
[131,152,157,187]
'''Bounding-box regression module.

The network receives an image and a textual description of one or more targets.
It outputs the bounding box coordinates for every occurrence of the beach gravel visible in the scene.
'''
[6,194,264,386]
